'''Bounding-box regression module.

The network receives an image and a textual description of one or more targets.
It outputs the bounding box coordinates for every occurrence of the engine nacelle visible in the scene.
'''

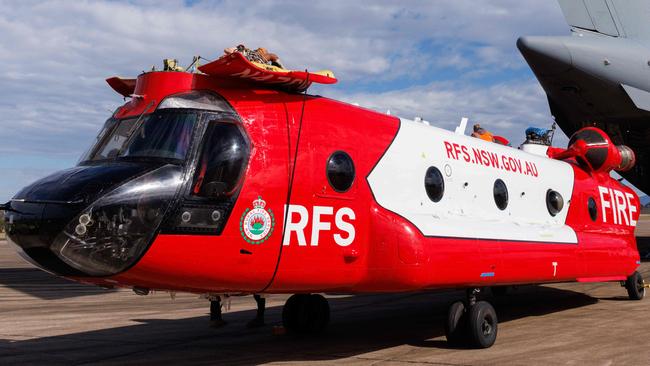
[548,127,635,173]
[616,144,636,172]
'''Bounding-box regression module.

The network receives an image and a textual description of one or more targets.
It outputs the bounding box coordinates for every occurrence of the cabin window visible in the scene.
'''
[493,179,508,210]
[192,121,249,198]
[424,166,444,202]
[546,189,564,216]
[588,197,598,221]
[327,151,355,192]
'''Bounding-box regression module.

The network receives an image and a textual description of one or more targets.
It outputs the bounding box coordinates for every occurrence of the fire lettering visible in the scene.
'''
[626,192,638,227]
[598,186,638,227]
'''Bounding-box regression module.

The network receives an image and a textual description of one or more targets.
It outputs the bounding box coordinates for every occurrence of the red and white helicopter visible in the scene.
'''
[1,48,645,348]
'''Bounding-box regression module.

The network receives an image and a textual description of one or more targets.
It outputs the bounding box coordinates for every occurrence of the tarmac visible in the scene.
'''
[0,222,649,365]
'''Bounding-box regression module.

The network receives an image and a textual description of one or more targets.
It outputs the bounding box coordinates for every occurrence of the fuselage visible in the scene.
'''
[4,70,641,295]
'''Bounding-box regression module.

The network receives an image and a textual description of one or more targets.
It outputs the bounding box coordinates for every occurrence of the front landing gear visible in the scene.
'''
[625,271,646,300]
[282,294,330,334]
[444,288,498,348]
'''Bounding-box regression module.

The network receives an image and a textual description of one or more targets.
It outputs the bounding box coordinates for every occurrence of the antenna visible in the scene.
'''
[549,122,557,145]
[455,117,469,135]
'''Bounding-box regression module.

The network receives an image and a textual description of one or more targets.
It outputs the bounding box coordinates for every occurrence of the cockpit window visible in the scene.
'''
[123,112,196,160]
[78,118,118,163]
[84,111,198,163]
[91,118,140,160]
[192,120,249,198]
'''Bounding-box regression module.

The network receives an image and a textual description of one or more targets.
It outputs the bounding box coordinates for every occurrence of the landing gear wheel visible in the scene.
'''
[626,271,646,300]
[282,294,308,333]
[282,294,330,334]
[467,300,498,348]
[308,294,330,332]
[444,301,467,345]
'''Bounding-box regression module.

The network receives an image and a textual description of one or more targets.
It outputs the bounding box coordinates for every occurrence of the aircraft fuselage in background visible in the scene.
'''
[519,0,650,194]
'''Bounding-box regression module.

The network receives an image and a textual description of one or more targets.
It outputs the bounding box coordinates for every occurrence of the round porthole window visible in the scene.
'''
[546,190,564,216]
[588,197,598,221]
[424,166,445,202]
[326,151,355,192]
[493,179,508,210]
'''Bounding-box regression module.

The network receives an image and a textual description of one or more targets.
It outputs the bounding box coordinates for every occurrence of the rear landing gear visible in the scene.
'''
[444,301,467,345]
[467,301,498,348]
[282,294,330,334]
[625,271,646,300]
[444,288,498,348]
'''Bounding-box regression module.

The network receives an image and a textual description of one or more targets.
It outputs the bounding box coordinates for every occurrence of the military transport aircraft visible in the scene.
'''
[0,45,647,349]
[519,0,650,194]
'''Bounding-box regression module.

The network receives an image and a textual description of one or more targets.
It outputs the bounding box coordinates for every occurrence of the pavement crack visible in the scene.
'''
[351,355,474,366]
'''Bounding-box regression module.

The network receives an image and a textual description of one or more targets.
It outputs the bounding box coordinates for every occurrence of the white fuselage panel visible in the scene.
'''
[367,119,577,243]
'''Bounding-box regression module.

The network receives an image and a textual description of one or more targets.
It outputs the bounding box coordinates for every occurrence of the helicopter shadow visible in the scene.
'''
[0,286,598,365]
[0,240,117,300]
[0,267,117,300]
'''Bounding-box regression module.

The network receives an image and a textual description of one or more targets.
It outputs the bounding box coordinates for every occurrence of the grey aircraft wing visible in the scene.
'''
[518,0,650,193]
[558,0,650,40]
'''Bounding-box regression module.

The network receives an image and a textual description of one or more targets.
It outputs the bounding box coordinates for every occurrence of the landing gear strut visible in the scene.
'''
[444,288,498,348]
[282,294,330,334]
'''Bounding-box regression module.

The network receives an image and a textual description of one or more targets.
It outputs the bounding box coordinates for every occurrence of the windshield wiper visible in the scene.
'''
[117,155,183,164]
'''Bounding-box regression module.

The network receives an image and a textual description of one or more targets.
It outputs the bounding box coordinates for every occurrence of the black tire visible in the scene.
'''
[626,271,646,301]
[308,294,330,333]
[282,294,309,333]
[467,301,498,349]
[282,294,330,334]
[444,301,467,345]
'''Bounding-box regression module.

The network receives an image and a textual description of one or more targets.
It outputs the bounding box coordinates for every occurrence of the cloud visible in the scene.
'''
[0,0,570,200]
[330,79,567,147]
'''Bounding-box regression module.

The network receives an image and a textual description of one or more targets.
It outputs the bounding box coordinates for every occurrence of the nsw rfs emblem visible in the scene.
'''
[240,196,275,245]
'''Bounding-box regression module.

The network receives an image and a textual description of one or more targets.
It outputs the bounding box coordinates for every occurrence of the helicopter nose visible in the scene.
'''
[5,162,164,276]
[5,201,87,276]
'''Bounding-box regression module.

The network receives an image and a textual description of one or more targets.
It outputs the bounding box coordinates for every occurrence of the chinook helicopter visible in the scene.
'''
[1,48,646,349]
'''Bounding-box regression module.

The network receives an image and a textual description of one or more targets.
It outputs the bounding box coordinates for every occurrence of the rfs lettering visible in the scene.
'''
[283,205,356,247]
[598,186,637,227]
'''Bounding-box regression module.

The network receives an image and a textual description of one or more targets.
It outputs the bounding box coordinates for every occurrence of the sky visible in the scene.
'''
[0,0,576,201]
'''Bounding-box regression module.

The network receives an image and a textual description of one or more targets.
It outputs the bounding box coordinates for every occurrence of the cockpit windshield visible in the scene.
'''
[84,110,198,163]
